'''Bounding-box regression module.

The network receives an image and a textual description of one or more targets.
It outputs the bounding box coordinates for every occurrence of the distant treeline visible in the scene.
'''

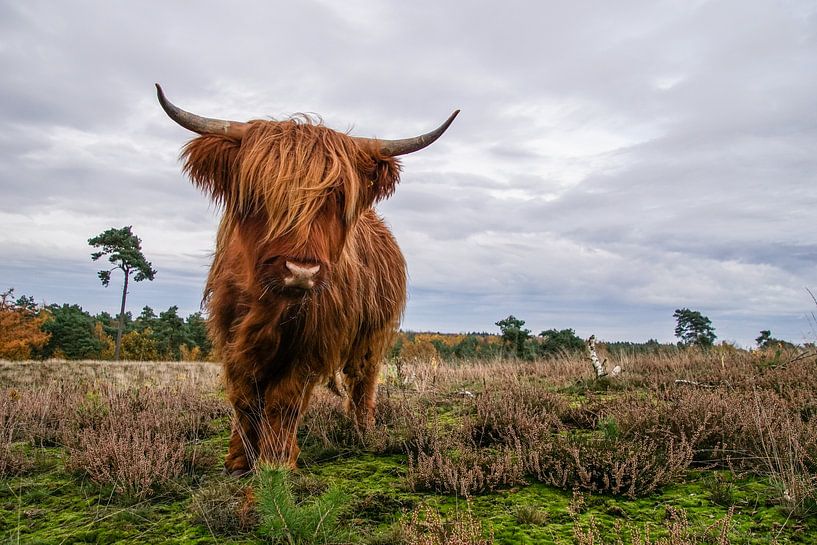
[1,289,798,362]
[390,330,698,364]
[1,289,211,361]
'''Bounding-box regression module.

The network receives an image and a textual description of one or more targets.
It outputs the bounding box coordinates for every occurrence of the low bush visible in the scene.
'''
[66,406,187,500]
[0,442,31,476]
[299,390,362,458]
[469,385,565,447]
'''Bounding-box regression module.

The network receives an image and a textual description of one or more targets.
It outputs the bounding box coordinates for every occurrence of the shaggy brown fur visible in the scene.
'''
[180,118,406,472]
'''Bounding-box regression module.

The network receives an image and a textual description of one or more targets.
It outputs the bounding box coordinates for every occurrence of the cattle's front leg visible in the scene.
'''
[223,367,265,477]
[258,371,316,467]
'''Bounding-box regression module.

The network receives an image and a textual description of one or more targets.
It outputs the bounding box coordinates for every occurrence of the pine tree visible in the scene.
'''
[89,226,156,360]
[673,308,717,348]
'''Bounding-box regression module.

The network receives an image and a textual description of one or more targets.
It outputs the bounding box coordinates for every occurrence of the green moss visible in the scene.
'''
[6,440,805,545]
[296,455,815,545]
[0,446,255,545]
[2,452,812,544]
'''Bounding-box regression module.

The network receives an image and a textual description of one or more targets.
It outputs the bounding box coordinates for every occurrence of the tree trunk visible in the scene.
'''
[114,268,129,361]
[587,335,608,378]
[586,335,622,378]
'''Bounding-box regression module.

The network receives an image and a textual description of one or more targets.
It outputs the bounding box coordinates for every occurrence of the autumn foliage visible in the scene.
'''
[0,289,50,360]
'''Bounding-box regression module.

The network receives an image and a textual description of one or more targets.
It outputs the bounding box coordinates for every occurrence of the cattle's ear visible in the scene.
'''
[181,135,240,204]
[369,156,402,202]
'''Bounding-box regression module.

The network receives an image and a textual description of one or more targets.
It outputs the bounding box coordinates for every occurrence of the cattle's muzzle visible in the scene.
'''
[284,261,320,290]
[260,256,326,295]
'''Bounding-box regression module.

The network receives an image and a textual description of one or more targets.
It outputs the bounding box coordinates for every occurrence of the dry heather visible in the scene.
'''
[301,347,817,507]
[0,359,222,388]
[1,345,815,541]
[0,361,228,498]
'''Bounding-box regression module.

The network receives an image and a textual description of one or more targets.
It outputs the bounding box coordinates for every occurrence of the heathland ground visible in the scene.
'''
[1,347,815,544]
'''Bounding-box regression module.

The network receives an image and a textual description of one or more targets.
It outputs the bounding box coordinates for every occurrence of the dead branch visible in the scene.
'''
[674,379,718,388]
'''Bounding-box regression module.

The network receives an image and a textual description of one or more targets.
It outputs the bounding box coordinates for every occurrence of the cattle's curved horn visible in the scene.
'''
[359,110,460,157]
[155,84,248,140]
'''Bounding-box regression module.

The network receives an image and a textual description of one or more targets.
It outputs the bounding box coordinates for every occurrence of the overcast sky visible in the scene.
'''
[1,1,815,346]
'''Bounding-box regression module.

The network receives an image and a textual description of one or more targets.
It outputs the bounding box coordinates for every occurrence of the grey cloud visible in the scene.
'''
[1,0,815,346]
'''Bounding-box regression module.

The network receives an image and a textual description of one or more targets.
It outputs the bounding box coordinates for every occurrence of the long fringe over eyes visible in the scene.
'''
[181,117,399,249]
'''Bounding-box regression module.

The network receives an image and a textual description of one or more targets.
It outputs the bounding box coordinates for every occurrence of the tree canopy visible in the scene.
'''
[673,308,717,348]
[755,330,794,350]
[537,328,585,357]
[495,315,532,359]
[0,289,50,360]
[41,304,102,360]
[89,226,156,286]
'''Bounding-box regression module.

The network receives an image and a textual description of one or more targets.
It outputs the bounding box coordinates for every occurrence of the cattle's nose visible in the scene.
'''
[284,261,320,289]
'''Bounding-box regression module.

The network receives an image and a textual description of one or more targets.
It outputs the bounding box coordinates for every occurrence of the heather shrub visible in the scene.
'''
[64,383,226,499]
[0,382,86,448]
[19,383,84,446]
[0,400,31,476]
[0,442,31,476]
[407,440,526,497]
[407,377,697,498]
[0,390,23,475]
[526,433,694,498]
[299,389,362,457]
[184,442,222,476]
[576,387,812,470]
[66,407,187,499]
[298,388,415,458]
[374,389,433,453]
[1,386,60,474]
[405,408,527,496]
[469,385,565,447]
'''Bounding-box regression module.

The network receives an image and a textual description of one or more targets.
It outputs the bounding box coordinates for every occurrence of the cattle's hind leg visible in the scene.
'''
[344,350,382,432]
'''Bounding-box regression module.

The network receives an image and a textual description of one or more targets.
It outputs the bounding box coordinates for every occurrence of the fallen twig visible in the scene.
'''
[674,379,718,388]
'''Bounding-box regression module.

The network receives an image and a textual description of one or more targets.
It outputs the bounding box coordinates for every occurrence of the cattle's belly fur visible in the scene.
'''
[206,211,406,469]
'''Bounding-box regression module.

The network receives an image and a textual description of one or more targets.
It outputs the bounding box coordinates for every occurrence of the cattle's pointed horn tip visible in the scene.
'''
[444,109,461,127]
[155,83,166,101]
